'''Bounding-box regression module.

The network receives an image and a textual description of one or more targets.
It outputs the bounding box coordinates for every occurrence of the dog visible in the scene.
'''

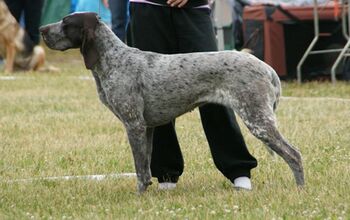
[40,12,304,193]
[0,0,45,73]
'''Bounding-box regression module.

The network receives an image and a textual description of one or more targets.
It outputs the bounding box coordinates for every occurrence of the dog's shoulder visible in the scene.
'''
[0,1,20,34]
[0,1,22,47]
[0,1,35,53]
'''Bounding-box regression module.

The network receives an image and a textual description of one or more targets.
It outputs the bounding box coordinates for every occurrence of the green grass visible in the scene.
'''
[0,49,349,219]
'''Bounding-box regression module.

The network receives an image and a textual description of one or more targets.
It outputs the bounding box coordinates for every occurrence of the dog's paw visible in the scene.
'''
[137,181,152,194]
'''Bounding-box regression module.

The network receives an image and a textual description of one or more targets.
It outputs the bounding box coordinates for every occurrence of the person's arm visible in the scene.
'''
[102,0,109,8]
[167,0,188,7]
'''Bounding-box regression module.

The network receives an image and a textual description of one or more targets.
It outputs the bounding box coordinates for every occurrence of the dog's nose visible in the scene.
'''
[39,25,50,34]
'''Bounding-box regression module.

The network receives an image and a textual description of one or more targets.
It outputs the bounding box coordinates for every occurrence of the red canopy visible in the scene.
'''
[243,3,343,76]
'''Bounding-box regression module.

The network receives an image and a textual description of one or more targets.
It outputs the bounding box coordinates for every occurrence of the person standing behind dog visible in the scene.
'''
[128,0,258,190]
[107,0,129,42]
[4,0,44,45]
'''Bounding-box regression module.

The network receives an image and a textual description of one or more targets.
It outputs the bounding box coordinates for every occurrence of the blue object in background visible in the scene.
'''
[75,0,111,26]
[19,11,25,27]
[70,0,78,12]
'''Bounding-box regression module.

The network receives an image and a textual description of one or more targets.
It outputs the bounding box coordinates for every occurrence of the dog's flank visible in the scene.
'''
[40,12,304,193]
[0,0,45,72]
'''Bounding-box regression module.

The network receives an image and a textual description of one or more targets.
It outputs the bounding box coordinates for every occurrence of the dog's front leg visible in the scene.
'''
[5,43,16,73]
[126,124,153,193]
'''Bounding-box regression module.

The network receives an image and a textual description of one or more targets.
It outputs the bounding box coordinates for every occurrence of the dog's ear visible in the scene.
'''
[80,13,99,69]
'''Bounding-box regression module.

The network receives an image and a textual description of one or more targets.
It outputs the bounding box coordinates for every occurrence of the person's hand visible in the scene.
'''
[167,0,188,7]
[102,0,109,8]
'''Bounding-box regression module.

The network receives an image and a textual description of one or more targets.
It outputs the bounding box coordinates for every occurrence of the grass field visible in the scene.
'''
[0,49,349,219]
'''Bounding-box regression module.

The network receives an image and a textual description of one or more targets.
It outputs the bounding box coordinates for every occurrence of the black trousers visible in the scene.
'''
[129,3,257,183]
[4,0,44,45]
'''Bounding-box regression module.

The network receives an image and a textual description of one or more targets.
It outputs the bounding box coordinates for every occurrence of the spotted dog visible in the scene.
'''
[40,12,304,193]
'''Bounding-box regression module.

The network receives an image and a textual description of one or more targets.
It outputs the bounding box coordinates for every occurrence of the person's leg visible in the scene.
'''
[174,7,257,187]
[23,0,44,45]
[128,3,183,185]
[4,0,23,22]
[109,0,129,41]
[199,105,258,181]
[151,122,183,184]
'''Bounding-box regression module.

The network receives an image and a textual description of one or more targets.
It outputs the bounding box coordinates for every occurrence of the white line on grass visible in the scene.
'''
[0,76,35,80]
[0,76,19,80]
[4,173,136,183]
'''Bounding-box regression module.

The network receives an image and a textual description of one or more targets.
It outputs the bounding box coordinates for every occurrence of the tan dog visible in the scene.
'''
[0,0,45,73]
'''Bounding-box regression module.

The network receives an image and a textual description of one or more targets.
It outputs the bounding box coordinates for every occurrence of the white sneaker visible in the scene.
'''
[233,177,252,190]
[158,182,177,190]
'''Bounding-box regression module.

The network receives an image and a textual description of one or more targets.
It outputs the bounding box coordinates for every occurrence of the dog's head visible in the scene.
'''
[40,12,99,69]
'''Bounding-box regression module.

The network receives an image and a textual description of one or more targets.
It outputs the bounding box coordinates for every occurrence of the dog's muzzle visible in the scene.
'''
[39,25,50,43]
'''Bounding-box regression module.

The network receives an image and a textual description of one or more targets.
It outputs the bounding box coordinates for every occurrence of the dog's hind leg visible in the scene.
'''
[30,46,46,71]
[235,102,304,187]
[125,124,153,193]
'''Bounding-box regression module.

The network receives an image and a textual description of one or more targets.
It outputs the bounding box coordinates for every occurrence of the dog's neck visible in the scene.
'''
[91,23,134,76]
[95,23,127,51]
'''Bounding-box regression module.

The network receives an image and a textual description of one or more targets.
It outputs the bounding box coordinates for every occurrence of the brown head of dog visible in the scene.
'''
[40,12,99,69]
